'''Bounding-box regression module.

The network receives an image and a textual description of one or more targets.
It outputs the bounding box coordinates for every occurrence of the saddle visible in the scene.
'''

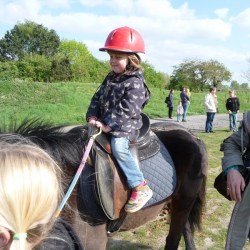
[92,113,160,220]
[77,113,176,223]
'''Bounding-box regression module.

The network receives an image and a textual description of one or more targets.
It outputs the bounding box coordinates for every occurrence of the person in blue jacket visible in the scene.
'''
[180,87,190,122]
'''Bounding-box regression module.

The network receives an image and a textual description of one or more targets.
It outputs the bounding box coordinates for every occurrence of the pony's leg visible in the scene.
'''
[183,221,196,250]
[165,175,204,250]
[83,223,107,250]
[165,196,196,250]
[72,215,108,250]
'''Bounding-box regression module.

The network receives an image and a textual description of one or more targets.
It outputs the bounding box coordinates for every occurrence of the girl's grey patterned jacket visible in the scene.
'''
[86,70,150,141]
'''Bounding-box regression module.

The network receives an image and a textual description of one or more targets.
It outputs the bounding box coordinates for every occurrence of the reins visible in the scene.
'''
[55,128,102,217]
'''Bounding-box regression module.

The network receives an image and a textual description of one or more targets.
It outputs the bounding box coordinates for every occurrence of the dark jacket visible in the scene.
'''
[226,97,240,112]
[180,91,190,104]
[86,70,150,141]
[36,219,84,250]
[221,111,250,171]
[168,93,174,108]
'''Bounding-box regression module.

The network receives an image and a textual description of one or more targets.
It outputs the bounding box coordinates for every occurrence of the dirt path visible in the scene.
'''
[151,113,243,132]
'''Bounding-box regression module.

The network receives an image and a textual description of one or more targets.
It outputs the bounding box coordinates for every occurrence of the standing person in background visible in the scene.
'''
[226,89,240,132]
[176,100,184,122]
[166,89,174,119]
[204,86,218,133]
[180,87,190,122]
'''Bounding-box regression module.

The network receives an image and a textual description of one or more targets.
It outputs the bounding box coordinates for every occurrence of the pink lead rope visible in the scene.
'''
[55,128,102,217]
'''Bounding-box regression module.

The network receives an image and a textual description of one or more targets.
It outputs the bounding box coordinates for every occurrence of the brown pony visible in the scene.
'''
[0,119,207,250]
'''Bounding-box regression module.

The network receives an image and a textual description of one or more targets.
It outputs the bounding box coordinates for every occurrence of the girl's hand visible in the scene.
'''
[88,119,96,126]
[95,121,111,133]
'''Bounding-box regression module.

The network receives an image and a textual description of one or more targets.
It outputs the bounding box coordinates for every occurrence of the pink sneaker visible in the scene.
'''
[125,181,153,213]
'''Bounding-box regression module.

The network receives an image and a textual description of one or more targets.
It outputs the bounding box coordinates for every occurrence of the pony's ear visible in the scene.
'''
[87,125,99,138]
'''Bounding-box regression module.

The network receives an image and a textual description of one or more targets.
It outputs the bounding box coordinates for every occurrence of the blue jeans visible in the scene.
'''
[111,136,144,188]
[182,103,189,121]
[205,112,215,132]
[229,112,237,131]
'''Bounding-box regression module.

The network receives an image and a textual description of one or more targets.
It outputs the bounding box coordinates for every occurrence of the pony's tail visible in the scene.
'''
[188,176,206,232]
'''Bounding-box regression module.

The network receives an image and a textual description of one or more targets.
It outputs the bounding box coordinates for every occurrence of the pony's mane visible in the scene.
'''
[0,119,89,171]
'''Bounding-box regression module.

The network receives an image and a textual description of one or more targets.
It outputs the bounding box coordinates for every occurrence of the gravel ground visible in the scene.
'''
[150,112,244,132]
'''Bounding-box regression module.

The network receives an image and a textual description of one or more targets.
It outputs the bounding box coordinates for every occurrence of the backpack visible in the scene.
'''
[165,96,170,104]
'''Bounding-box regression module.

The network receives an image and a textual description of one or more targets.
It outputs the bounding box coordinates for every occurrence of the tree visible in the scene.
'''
[170,58,232,92]
[51,55,72,82]
[56,39,109,82]
[230,80,240,90]
[0,20,60,61]
[142,61,166,88]
[242,59,250,84]
[204,59,231,88]
[240,83,249,90]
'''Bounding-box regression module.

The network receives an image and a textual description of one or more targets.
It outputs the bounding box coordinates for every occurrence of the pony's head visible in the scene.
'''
[0,119,89,171]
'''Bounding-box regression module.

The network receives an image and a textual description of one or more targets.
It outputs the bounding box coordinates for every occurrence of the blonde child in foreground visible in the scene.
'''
[0,142,62,250]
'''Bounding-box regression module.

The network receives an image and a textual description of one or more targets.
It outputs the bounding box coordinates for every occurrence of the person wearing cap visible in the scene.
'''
[86,26,153,213]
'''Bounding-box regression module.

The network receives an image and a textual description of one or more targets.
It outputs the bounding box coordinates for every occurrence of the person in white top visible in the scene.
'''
[176,100,184,122]
[204,86,218,133]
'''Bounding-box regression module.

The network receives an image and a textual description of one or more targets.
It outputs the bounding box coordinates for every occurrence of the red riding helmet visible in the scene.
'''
[99,26,145,53]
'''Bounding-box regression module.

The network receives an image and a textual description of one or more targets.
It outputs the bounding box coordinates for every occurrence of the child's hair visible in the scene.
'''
[0,141,62,249]
[209,86,216,92]
[126,53,142,71]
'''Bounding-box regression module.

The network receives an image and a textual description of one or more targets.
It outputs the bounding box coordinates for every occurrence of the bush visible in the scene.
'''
[51,56,72,82]
[0,61,19,81]
[17,55,52,82]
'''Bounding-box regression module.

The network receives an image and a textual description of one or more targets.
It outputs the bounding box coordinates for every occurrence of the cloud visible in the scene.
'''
[0,0,231,41]
[43,0,71,8]
[0,0,248,83]
[231,8,250,28]
[214,8,229,19]
[0,0,41,23]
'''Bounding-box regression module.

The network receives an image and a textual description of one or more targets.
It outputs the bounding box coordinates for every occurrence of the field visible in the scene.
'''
[1,80,250,249]
[1,81,249,125]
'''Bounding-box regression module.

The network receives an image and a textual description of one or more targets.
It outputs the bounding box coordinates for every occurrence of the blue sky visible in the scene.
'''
[1,0,250,84]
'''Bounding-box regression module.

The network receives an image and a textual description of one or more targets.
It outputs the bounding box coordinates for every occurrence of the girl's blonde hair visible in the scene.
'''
[107,50,143,73]
[126,53,142,71]
[0,141,62,250]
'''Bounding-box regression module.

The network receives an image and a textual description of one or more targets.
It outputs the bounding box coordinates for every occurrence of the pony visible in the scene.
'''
[0,119,207,250]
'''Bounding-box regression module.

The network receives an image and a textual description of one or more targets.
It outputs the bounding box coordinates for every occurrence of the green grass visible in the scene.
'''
[107,130,250,249]
[1,80,249,126]
[1,80,250,248]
